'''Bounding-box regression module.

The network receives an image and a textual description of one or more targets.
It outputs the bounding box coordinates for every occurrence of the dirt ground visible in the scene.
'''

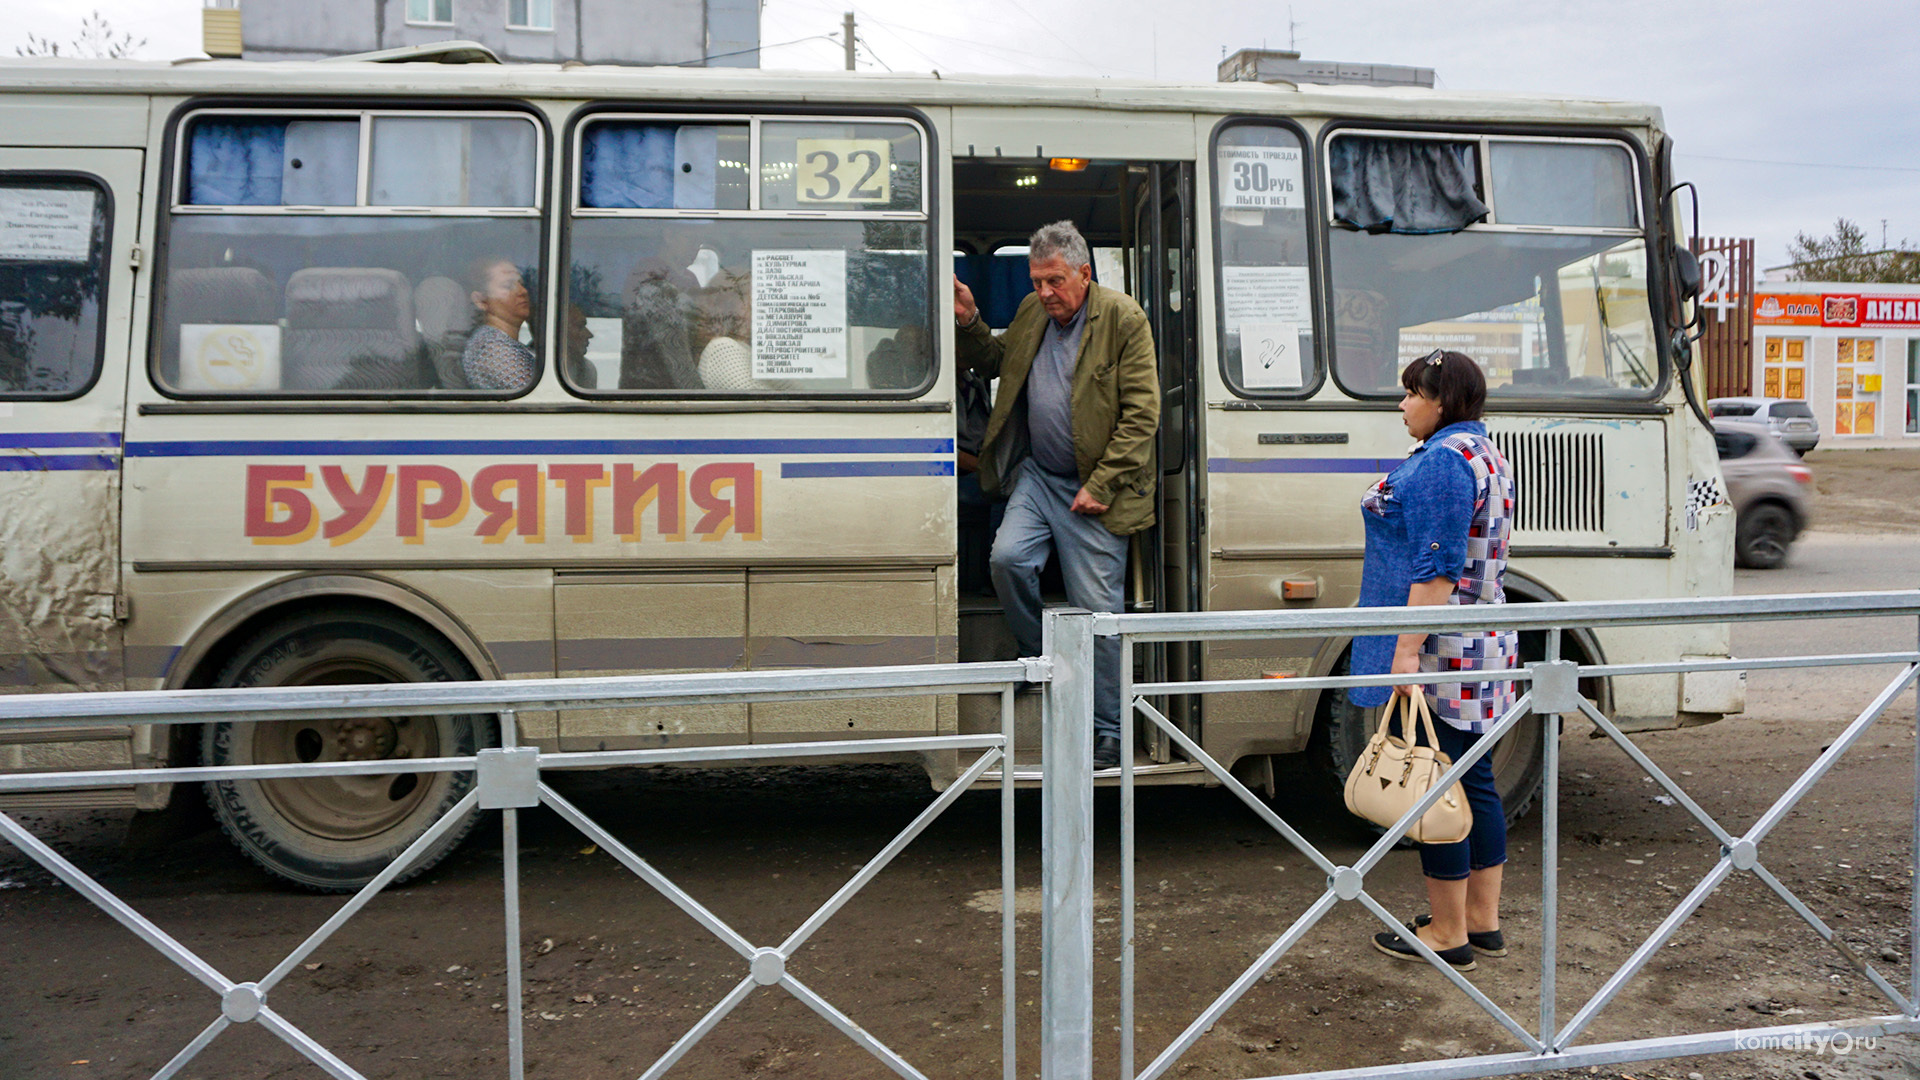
[1802,445,1920,534]
[1,453,1917,1080]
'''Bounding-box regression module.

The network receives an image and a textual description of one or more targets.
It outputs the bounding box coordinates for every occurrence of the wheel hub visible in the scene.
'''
[333,718,399,760]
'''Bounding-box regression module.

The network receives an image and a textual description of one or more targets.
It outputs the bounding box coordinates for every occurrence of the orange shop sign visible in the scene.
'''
[1753,294,1821,326]
[1755,291,1920,328]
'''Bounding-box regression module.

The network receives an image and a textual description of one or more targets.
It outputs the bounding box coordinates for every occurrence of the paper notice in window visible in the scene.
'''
[1239,322,1303,389]
[1221,265,1310,329]
[0,188,95,261]
[1216,146,1304,210]
[752,250,848,379]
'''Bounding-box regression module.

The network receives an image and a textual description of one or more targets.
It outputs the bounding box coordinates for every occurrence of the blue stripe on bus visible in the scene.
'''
[124,438,956,458]
[781,460,956,478]
[0,454,121,472]
[0,432,123,449]
[1207,457,1402,474]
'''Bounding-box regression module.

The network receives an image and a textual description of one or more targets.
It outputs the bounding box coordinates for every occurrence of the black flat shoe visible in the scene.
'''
[1409,914,1507,957]
[1093,735,1122,770]
[1373,929,1476,971]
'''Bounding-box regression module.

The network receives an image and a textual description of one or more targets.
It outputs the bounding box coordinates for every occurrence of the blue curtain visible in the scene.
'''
[1331,138,1489,235]
[187,121,286,206]
[583,125,704,210]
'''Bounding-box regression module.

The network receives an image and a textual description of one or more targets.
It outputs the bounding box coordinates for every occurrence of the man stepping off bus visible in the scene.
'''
[953,220,1161,770]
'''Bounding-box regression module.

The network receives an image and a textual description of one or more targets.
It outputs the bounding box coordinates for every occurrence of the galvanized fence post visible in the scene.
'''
[1041,608,1095,1080]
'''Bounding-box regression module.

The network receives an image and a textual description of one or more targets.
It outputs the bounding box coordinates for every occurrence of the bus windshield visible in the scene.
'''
[1326,134,1658,400]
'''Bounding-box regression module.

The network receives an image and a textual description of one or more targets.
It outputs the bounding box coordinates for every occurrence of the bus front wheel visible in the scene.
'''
[200,609,492,892]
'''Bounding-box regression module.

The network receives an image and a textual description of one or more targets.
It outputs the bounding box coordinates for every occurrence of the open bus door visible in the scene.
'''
[1125,162,1202,764]
[949,155,1202,777]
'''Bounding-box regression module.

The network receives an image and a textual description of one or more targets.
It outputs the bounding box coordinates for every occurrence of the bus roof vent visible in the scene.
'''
[324,41,502,65]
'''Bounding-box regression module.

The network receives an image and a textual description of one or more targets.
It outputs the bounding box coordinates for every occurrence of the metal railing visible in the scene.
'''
[1033,590,1920,1080]
[5,591,1919,1080]
[0,661,1045,1080]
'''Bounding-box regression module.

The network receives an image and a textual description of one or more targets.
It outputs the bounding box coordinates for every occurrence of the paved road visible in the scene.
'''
[1731,531,1920,716]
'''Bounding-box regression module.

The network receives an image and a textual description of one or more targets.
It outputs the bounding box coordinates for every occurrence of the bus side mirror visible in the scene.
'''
[1673,246,1702,301]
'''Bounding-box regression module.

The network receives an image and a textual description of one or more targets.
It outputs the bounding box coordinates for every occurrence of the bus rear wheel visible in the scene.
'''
[1307,653,1545,829]
[200,609,491,892]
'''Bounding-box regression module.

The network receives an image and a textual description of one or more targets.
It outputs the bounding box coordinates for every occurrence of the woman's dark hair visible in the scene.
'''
[1400,349,1487,427]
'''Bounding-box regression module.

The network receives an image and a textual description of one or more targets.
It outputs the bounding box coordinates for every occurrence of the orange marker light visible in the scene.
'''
[1048,157,1090,172]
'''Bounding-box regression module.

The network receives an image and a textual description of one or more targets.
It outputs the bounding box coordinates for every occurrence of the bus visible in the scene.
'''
[0,51,1737,889]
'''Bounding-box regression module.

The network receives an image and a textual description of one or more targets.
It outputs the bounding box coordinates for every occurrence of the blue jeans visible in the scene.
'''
[1415,714,1507,881]
[989,466,1131,739]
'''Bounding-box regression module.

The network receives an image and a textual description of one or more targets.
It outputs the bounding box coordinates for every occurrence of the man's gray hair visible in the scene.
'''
[1028,220,1091,269]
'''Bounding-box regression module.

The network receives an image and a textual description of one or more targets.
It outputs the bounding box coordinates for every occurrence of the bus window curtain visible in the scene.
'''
[187,121,287,205]
[1330,137,1489,235]
[581,124,716,209]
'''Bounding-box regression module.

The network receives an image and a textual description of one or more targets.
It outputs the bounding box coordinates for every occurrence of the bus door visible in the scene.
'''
[1127,163,1201,762]
[0,148,140,772]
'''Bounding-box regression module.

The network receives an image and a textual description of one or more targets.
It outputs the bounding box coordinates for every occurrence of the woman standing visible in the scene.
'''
[461,258,536,391]
[1351,349,1517,973]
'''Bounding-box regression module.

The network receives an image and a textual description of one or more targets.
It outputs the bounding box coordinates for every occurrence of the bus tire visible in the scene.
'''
[199,608,492,892]
[1307,650,1544,830]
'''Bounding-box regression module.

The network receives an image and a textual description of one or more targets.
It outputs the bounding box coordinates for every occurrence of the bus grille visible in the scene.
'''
[1491,431,1605,534]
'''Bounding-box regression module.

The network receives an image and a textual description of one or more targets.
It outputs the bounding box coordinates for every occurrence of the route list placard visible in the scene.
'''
[0,188,95,261]
[753,249,848,379]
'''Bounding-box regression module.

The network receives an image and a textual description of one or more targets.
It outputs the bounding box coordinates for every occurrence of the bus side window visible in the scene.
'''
[1211,122,1316,397]
[567,115,933,398]
[0,177,110,398]
[158,110,545,398]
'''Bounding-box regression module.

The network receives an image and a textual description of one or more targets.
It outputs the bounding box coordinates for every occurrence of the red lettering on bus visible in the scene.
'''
[690,462,759,540]
[396,465,469,543]
[613,463,683,541]
[472,464,544,542]
[549,463,609,543]
[320,465,393,546]
[244,464,317,544]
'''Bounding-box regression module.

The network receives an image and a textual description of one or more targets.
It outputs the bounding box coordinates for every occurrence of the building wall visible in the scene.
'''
[1751,282,1920,445]
[238,0,747,66]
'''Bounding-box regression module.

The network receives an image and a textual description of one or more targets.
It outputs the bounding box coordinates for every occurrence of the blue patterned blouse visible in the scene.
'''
[1349,420,1518,732]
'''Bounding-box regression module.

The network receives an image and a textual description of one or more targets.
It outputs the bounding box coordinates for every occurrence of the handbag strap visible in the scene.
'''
[1408,690,1445,755]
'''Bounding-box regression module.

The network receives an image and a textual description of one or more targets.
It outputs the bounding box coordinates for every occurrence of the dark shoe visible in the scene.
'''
[1410,913,1507,957]
[1093,735,1122,770]
[1373,929,1476,971]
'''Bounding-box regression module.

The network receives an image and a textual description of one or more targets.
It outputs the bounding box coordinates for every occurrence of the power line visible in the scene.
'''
[854,32,893,72]
[1677,152,1920,175]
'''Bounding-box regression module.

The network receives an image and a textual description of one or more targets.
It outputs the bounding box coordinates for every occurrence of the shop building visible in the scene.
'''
[1751,281,1920,445]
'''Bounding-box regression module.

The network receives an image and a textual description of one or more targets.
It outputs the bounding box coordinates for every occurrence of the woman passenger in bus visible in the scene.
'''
[1351,349,1517,973]
[461,257,536,391]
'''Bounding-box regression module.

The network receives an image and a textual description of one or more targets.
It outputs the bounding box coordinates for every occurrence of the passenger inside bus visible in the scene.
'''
[460,257,536,391]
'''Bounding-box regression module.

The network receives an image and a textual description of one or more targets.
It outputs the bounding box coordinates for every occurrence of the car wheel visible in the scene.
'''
[1735,503,1794,570]
[201,609,493,891]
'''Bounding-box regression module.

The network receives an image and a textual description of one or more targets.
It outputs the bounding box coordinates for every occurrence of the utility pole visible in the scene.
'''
[843,11,856,71]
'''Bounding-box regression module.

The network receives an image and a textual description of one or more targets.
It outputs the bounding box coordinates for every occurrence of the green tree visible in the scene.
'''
[1785,217,1920,284]
[16,10,147,59]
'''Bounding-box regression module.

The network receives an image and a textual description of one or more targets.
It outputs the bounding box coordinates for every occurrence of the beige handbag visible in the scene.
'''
[1343,690,1473,844]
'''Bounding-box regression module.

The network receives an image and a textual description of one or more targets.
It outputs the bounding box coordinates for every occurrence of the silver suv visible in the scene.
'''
[1707,396,1820,454]
[1713,418,1812,569]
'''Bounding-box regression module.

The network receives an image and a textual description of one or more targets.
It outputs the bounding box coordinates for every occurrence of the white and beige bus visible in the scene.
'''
[0,51,1735,888]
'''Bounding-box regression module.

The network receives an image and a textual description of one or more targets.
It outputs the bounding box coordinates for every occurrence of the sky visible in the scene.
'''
[8,0,1919,271]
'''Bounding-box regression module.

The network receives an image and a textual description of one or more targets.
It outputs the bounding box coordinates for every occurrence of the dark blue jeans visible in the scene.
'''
[1415,712,1507,881]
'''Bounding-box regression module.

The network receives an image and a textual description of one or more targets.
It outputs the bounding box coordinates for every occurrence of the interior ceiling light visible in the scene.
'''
[1049,157,1090,172]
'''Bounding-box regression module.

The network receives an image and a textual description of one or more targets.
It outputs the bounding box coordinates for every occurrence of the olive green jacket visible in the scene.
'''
[957,281,1161,536]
